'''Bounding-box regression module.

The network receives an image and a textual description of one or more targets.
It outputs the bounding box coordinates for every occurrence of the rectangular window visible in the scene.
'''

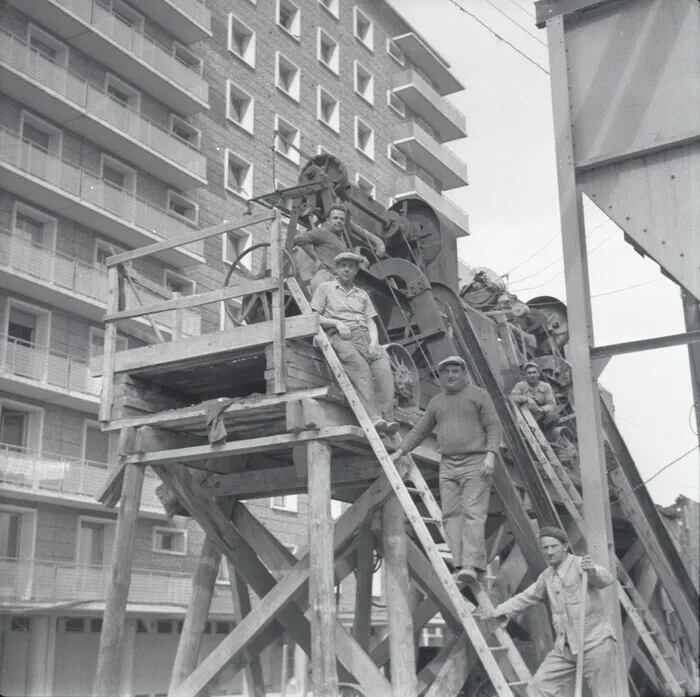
[386,38,405,66]
[275,53,301,102]
[354,117,375,160]
[277,0,300,40]
[318,0,339,18]
[0,409,28,450]
[387,91,406,118]
[169,115,201,149]
[28,25,69,67]
[105,75,140,111]
[153,527,187,555]
[388,144,407,170]
[356,174,376,198]
[20,112,62,157]
[14,213,45,248]
[64,618,85,633]
[228,14,256,68]
[317,87,340,133]
[317,29,339,75]
[112,0,145,31]
[101,156,136,194]
[270,495,298,512]
[354,62,374,105]
[167,191,198,225]
[226,81,255,134]
[274,115,301,165]
[89,328,128,359]
[173,43,202,74]
[164,270,195,297]
[224,150,254,199]
[0,511,21,558]
[85,422,110,464]
[372,567,382,598]
[79,520,106,566]
[354,7,374,51]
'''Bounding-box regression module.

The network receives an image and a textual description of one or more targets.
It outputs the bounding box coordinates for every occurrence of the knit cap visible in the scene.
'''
[538,526,568,543]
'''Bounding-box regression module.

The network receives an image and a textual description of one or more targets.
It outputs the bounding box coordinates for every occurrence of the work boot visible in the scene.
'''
[457,566,477,584]
[372,418,389,433]
[383,420,400,435]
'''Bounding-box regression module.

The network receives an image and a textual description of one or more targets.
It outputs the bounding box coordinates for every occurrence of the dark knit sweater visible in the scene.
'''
[401,384,502,456]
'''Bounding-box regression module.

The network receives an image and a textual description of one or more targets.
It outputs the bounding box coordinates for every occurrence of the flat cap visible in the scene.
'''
[334,251,365,265]
[437,355,466,371]
[538,526,568,543]
[523,361,541,372]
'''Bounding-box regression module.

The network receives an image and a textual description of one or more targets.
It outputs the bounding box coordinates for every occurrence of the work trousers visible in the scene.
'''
[330,328,394,422]
[530,405,559,430]
[529,637,618,697]
[439,454,492,571]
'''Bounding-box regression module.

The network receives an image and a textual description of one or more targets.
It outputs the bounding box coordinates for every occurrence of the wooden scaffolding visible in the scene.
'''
[91,209,698,697]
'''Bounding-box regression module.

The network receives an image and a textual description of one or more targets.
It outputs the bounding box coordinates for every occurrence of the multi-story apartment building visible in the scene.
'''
[0,0,467,694]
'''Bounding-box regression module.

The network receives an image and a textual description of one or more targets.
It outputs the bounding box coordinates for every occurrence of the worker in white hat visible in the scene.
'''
[310,252,398,433]
[509,361,559,431]
[392,355,502,583]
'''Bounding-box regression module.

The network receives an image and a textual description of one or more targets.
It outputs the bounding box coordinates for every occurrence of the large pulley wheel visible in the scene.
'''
[384,342,420,408]
[223,242,297,326]
[338,683,371,697]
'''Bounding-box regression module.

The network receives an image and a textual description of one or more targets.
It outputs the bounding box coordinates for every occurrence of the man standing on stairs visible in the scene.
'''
[480,526,618,697]
[509,362,560,431]
[390,356,502,584]
[311,251,399,434]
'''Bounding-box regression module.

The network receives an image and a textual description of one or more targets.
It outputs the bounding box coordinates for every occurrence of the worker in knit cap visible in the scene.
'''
[480,526,618,697]
[391,355,502,585]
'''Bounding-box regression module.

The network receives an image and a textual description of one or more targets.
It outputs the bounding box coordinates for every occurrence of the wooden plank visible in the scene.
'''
[352,523,375,652]
[423,634,474,697]
[99,266,120,423]
[105,278,281,322]
[229,568,266,697]
[270,211,286,394]
[93,439,144,697]
[107,211,276,266]
[383,494,418,697]
[168,537,222,695]
[110,315,318,376]
[125,426,366,466]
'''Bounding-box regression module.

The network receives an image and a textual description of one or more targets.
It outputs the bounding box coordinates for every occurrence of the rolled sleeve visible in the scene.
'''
[542,383,557,409]
[310,284,328,315]
[363,293,378,322]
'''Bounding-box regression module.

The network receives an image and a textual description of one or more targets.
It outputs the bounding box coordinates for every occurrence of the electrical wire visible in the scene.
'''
[502,0,536,19]
[591,277,662,298]
[503,234,559,277]
[610,445,700,506]
[482,0,547,46]
[616,416,692,443]
[690,402,699,437]
[443,0,550,75]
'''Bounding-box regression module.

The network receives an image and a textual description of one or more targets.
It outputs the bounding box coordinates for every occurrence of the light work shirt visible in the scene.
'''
[310,281,377,330]
[510,379,556,409]
[294,225,348,271]
[494,553,615,655]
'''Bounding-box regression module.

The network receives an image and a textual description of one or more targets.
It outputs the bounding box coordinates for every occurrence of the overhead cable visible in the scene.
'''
[482,0,547,46]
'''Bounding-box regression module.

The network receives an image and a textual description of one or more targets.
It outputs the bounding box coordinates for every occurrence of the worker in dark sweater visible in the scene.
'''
[391,356,502,584]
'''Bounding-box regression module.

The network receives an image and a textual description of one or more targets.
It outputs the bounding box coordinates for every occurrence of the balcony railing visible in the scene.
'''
[0,28,206,180]
[0,557,204,606]
[0,335,100,398]
[0,128,203,259]
[0,229,202,336]
[0,443,163,510]
[51,0,207,100]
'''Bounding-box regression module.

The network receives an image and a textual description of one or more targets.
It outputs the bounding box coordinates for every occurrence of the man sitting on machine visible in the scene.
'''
[311,252,399,434]
[510,361,560,432]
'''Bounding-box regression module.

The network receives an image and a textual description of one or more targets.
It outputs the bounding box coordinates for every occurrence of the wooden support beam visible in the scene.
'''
[308,441,340,697]
[93,433,144,697]
[383,495,418,697]
[168,537,222,696]
[99,266,120,423]
[352,523,375,652]
[422,634,474,697]
[590,330,700,359]
[110,314,319,376]
[270,210,286,394]
[230,568,266,697]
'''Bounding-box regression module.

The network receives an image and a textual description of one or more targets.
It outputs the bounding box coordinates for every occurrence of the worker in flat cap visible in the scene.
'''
[509,361,560,431]
[392,355,502,584]
[311,252,398,433]
[294,203,351,294]
[480,526,617,697]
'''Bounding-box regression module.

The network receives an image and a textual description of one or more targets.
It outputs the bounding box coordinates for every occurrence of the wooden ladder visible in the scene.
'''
[287,278,533,697]
[515,406,692,697]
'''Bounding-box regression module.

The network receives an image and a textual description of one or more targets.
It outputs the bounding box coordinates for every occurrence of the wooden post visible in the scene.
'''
[229,567,266,697]
[168,537,222,696]
[353,522,374,652]
[93,430,144,697]
[270,208,286,394]
[383,494,418,697]
[682,290,700,446]
[99,266,120,423]
[307,440,339,697]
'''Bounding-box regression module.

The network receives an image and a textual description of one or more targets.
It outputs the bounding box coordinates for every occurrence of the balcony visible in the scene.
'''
[0,129,204,267]
[393,120,468,190]
[0,557,234,613]
[131,0,212,44]
[0,229,202,338]
[391,70,467,142]
[9,0,209,115]
[0,29,207,190]
[394,173,470,236]
[0,444,163,514]
[392,32,464,96]
[0,335,100,413]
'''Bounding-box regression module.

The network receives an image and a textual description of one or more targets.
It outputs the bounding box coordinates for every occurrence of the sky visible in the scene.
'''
[396,0,699,505]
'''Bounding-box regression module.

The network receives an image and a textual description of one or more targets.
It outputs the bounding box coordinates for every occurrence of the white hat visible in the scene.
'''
[437,355,466,370]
